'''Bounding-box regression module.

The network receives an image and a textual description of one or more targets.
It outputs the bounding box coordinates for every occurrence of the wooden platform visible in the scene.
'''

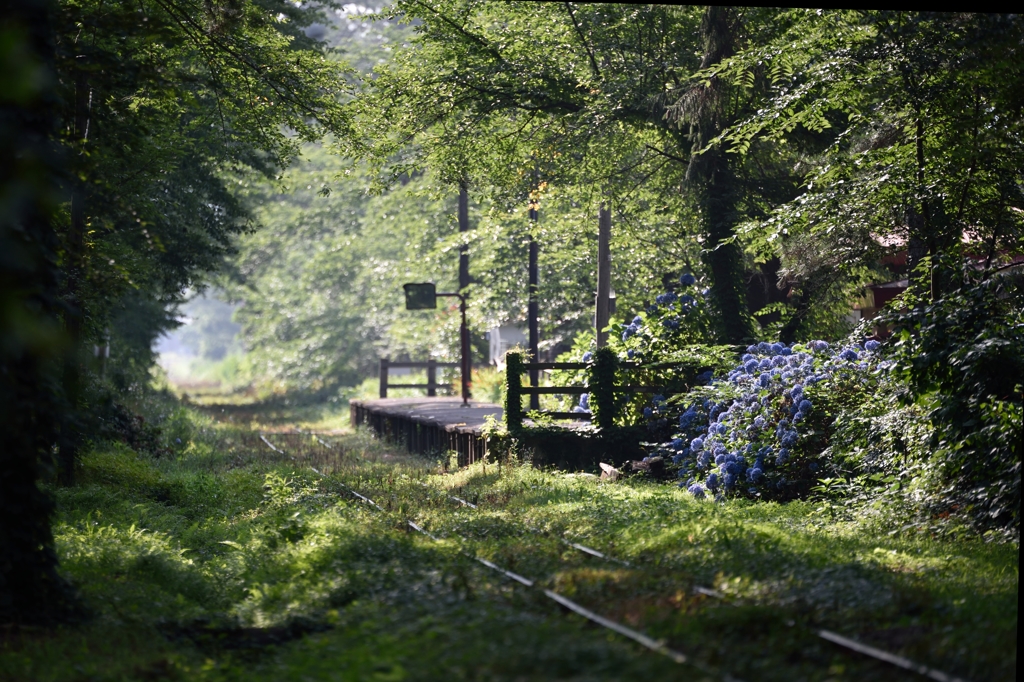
[350,397,502,466]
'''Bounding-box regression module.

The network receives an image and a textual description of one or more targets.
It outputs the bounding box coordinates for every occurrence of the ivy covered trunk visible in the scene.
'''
[685,6,752,345]
[589,347,619,430]
[503,351,524,437]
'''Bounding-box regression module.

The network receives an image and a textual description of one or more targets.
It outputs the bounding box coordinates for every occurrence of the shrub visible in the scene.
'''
[641,339,886,501]
[880,277,1023,530]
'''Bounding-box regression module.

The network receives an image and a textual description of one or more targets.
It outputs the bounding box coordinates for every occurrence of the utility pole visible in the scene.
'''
[596,203,612,347]
[459,180,471,290]
[458,180,471,403]
[528,185,540,410]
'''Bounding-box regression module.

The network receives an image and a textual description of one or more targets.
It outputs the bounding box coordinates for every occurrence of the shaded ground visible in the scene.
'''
[0,401,1016,681]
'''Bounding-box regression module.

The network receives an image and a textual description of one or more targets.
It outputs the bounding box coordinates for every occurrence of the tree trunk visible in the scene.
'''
[59,69,92,486]
[0,0,81,624]
[685,6,752,344]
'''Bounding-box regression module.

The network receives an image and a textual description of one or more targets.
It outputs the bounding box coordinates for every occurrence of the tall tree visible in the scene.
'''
[349,2,815,344]
[47,0,351,483]
[670,6,753,342]
[1,0,79,623]
[1,0,351,621]
[709,10,1024,330]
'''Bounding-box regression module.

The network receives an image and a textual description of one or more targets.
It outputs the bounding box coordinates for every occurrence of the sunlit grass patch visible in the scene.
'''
[4,404,1016,682]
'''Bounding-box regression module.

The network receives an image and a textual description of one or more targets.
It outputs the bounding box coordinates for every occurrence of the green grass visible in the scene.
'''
[0,409,1016,681]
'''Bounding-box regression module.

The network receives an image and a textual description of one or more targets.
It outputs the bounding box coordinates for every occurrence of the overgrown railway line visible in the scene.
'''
[257,431,972,682]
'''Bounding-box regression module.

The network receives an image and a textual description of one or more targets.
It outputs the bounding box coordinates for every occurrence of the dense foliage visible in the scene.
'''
[4,1,1023,626]
[2,0,349,621]
[882,277,1023,529]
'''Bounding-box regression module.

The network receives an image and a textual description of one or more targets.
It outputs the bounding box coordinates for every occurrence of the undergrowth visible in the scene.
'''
[0,404,1016,681]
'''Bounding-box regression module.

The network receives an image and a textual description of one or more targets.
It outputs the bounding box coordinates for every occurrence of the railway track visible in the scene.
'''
[258,431,972,682]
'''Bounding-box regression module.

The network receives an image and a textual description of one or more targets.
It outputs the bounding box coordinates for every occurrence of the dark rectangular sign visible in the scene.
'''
[403,282,437,310]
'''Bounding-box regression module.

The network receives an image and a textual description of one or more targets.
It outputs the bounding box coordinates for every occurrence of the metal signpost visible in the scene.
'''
[402,282,471,407]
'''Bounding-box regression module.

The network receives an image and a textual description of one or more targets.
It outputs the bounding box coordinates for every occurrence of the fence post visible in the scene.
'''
[379,358,389,398]
[427,357,437,397]
[590,347,618,430]
[504,351,524,436]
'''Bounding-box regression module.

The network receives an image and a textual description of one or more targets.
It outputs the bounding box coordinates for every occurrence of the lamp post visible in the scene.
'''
[403,283,471,407]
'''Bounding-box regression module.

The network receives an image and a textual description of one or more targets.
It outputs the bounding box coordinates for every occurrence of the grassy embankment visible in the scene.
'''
[0,403,1017,681]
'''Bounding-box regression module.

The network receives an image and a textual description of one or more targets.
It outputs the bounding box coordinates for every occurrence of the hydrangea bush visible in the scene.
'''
[643,338,886,501]
[612,272,714,361]
[554,274,734,420]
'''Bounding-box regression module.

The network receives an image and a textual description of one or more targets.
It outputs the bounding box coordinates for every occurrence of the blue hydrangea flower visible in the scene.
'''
[706,472,719,491]
[724,473,736,489]
[793,411,805,422]
[839,348,858,362]
[672,438,684,451]
[690,437,704,453]
[744,359,758,373]
[798,399,812,412]
[865,340,881,352]
[749,467,764,483]
[627,349,635,359]
[579,393,589,409]
[632,315,643,326]
[680,273,697,286]
[759,373,771,388]
[643,407,654,419]
[688,484,706,499]
[680,294,695,305]
[581,351,593,363]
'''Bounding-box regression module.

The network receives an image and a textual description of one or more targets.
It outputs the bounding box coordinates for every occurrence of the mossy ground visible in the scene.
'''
[0,404,1016,681]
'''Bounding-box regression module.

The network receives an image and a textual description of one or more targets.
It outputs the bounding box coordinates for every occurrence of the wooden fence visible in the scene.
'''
[503,347,696,433]
[379,358,459,398]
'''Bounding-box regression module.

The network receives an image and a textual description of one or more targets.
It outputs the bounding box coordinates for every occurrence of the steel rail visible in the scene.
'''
[292,436,972,682]
[420,477,971,682]
[818,630,969,682]
[305,468,717,676]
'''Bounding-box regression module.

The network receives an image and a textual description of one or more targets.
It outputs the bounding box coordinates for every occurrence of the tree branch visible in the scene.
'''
[563,2,601,79]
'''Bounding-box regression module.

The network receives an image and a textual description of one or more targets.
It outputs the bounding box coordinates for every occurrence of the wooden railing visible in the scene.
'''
[503,348,696,433]
[379,358,459,398]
